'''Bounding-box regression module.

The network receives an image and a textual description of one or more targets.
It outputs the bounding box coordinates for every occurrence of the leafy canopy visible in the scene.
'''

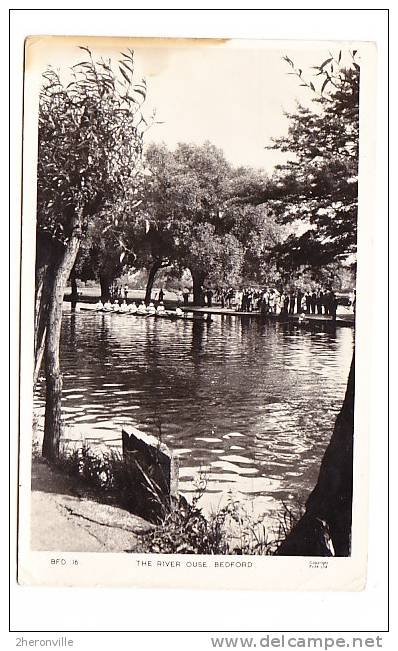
[265,51,359,268]
[37,47,148,244]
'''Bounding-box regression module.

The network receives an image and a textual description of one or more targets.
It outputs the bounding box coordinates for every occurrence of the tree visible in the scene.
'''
[268,54,359,555]
[136,143,286,301]
[36,47,148,460]
[132,143,180,302]
[73,219,136,302]
[137,142,237,303]
[217,166,286,289]
[228,203,284,288]
[177,222,244,302]
[263,51,359,270]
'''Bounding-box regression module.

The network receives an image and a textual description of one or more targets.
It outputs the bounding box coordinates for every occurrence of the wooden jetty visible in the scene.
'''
[181,306,355,327]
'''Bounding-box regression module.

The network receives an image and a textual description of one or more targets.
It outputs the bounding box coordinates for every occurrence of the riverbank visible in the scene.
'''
[31,451,285,555]
[64,288,354,325]
[31,457,154,552]
[65,292,354,327]
[65,286,183,307]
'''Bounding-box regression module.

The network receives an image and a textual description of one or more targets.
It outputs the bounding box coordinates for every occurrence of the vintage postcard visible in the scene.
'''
[17,35,376,590]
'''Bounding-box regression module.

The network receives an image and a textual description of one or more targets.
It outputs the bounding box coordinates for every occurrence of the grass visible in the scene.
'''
[50,444,304,555]
[54,444,170,522]
[137,491,274,555]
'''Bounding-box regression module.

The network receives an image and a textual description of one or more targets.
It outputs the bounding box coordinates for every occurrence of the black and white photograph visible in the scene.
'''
[17,33,376,590]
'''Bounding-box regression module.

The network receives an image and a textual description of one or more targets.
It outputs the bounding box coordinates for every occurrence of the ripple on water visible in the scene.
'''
[34,309,353,520]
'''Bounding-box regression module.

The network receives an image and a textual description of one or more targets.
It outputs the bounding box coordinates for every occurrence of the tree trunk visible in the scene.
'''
[34,265,53,386]
[99,274,112,302]
[34,324,47,388]
[145,260,162,304]
[276,354,355,556]
[191,269,205,306]
[42,234,81,461]
[34,233,63,387]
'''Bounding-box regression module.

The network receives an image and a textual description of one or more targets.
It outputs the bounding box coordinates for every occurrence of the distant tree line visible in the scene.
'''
[74,141,285,304]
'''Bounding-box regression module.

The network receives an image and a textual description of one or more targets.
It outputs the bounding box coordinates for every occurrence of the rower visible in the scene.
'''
[156,301,165,315]
[175,307,184,317]
[103,300,112,311]
[95,300,104,311]
[137,301,147,315]
[129,301,138,314]
[120,300,129,313]
[113,301,121,312]
[147,302,156,315]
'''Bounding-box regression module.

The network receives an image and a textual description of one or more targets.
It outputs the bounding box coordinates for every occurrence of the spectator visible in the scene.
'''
[289,290,296,314]
[330,290,338,321]
[305,292,311,314]
[297,289,303,314]
[317,291,323,315]
[311,291,317,315]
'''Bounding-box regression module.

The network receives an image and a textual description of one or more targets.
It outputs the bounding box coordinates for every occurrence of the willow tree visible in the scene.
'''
[136,143,286,300]
[137,144,180,303]
[35,47,148,460]
[140,142,235,303]
[72,217,139,303]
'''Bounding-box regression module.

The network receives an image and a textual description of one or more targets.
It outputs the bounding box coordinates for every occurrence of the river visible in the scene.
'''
[34,306,354,525]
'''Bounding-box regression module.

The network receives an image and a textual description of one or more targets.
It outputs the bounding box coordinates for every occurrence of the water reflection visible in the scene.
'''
[34,307,354,518]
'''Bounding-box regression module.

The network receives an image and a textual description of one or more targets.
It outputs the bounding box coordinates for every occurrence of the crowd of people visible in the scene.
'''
[197,286,356,318]
[109,284,130,302]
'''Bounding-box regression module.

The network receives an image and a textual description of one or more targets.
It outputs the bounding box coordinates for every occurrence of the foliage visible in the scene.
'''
[176,222,244,288]
[137,143,286,291]
[37,47,148,246]
[136,489,280,555]
[139,493,230,555]
[230,204,285,287]
[36,47,151,460]
[73,218,135,291]
[265,50,360,268]
[70,139,287,293]
[272,500,306,546]
[56,444,168,518]
[56,445,109,487]
[126,143,180,277]
[54,444,302,555]
[142,142,236,282]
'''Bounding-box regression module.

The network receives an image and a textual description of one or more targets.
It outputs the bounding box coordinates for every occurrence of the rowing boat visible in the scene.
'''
[76,304,211,322]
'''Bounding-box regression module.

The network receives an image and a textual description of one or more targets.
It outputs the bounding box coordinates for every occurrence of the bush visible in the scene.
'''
[55,445,169,521]
[137,486,280,555]
[52,445,302,555]
[137,491,230,555]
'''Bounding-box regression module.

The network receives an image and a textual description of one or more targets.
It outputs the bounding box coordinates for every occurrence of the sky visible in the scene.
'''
[136,42,327,171]
[26,36,342,172]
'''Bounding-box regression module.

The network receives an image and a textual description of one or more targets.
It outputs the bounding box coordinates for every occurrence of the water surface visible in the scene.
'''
[35,307,354,521]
